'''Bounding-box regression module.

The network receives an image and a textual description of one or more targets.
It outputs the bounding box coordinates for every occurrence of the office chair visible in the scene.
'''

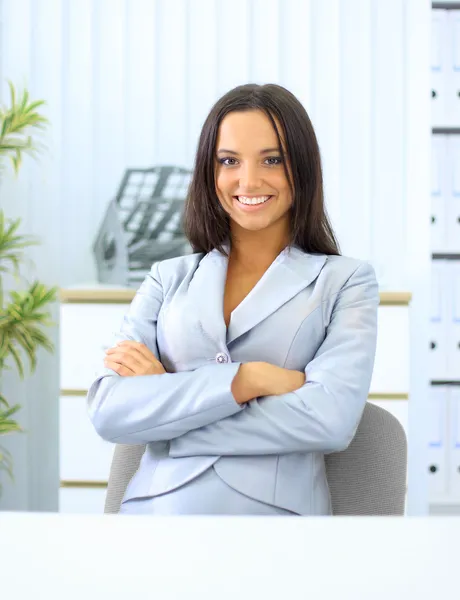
[103,402,407,516]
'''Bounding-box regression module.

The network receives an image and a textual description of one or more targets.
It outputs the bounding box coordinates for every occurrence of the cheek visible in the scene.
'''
[215,169,233,193]
[278,188,293,212]
[272,173,292,201]
[215,173,233,213]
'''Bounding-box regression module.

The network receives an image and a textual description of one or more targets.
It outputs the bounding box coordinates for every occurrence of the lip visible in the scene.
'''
[232,195,274,212]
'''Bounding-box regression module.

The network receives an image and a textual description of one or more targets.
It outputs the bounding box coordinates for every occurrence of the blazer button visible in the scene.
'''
[215,352,229,364]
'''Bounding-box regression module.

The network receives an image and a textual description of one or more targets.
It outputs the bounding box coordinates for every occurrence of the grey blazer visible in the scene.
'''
[87,245,379,515]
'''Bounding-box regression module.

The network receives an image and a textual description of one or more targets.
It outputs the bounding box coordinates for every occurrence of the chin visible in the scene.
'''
[233,218,273,232]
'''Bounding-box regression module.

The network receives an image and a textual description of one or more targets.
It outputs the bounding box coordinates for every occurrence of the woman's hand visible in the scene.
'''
[104,341,166,377]
[252,362,306,397]
[232,362,306,404]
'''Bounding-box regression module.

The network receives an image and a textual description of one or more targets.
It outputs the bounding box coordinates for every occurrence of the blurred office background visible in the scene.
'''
[0,0,451,517]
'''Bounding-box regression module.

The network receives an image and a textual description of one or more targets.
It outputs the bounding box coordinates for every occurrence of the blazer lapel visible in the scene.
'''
[189,245,327,347]
[227,247,327,344]
[188,249,229,347]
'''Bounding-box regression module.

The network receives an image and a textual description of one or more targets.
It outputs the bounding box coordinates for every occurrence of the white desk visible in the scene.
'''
[0,513,458,599]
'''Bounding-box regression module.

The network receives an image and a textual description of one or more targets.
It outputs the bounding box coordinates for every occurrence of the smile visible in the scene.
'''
[235,195,272,205]
[232,195,274,213]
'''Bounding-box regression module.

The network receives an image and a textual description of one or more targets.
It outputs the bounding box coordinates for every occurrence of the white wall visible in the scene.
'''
[0,0,432,514]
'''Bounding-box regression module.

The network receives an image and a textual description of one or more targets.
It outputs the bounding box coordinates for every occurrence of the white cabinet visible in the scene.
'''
[59,394,115,482]
[370,305,410,395]
[60,303,128,391]
[59,287,412,513]
[58,287,131,513]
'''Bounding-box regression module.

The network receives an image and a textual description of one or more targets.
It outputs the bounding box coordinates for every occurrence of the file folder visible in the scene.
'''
[428,386,448,499]
[432,9,448,127]
[448,11,460,126]
[430,261,449,381]
[447,262,460,379]
[446,136,460,253]
[449,387,460,498]
[431,135,448,253]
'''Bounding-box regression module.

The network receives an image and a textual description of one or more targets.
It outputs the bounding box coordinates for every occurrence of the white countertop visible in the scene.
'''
[59,285,412,305]
[0,512,457,599]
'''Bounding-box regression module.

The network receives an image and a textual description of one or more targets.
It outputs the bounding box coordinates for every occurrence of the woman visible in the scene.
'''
[87,83,379,516]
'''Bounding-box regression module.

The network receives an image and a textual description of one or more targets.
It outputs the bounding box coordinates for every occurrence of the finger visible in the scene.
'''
[116,340,159,362]
[105,347,119,355]
[104,359,136,377]
[106,345,147,359]
[106,351,145,372]
[111,346,154,370]
[106,342,138,356]
[111,341,161,370]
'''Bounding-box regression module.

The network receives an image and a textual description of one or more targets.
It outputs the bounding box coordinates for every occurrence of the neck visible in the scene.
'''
[229,223,290,271]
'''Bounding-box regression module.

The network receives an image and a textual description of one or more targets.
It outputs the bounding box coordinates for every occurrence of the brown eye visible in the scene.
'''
[265,156,282,166]
[219,157,238,166]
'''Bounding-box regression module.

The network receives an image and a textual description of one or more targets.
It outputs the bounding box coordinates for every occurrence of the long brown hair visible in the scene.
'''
[183,83,340,256]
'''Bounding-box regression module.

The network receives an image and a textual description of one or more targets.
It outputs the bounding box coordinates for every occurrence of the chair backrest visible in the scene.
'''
[104,402,407,516]
[325,402,407,515]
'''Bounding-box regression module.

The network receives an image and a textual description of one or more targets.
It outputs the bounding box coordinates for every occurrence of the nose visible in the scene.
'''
[238,163,262,191]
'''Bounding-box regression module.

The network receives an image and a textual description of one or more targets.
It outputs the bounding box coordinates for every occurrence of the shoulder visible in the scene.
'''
[290,246,376,284]
[290,248,378,302]
[154,252,203,278]
[322,254,377,282]
[147,251,204,293]
[319,255,379,309]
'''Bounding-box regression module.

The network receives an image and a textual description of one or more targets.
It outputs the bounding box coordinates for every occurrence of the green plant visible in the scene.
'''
[0,81,58,493]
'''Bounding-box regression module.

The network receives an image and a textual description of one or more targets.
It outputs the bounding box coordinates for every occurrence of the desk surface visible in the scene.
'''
[0,513,457,600]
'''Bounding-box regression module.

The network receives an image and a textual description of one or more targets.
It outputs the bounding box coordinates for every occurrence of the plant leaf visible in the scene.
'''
[0,82,49,176]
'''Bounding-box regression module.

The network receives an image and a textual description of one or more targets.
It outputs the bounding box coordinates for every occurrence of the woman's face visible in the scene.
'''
[215,109,293,237]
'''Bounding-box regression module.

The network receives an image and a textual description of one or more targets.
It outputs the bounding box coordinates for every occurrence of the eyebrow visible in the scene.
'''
[216,147,281,155]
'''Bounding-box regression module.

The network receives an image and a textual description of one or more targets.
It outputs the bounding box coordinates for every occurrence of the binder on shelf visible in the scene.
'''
[432,9,449,127]
[449,387,460,498]
[447,262,460,379]
[428,386,448,498]
[431,135,448,253]
[430,261,450,381]
[447,11,460,126]
[446,136,460,253]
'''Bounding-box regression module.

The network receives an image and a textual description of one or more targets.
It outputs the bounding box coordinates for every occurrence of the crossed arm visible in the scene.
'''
[87,261,379,456]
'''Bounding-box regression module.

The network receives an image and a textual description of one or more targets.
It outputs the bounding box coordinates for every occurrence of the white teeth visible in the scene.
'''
[237,195,270,205]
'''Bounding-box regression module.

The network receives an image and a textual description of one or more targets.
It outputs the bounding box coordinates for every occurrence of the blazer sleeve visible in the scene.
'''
[87,262,244,445]
[169,262,379,457]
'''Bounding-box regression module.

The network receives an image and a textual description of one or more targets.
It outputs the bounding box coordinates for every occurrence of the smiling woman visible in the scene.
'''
[215,110,293,236]
[184,83,340,257]
[87,83,379,517]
